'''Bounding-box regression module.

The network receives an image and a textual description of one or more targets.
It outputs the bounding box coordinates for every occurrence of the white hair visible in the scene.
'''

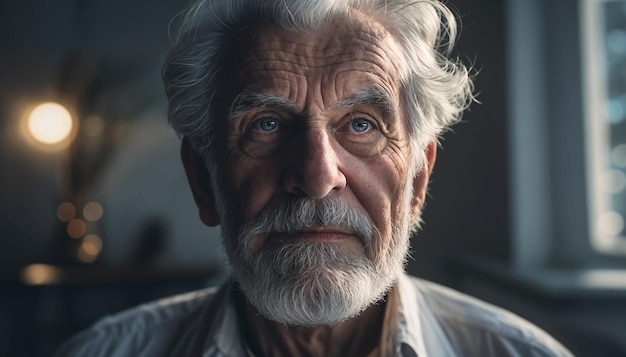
[163,0,475,177]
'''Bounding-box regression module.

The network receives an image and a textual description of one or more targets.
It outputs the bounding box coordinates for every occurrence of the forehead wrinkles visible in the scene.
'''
[234,20,402,82]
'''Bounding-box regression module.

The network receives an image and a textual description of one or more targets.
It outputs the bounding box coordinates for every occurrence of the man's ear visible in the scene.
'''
[410,140,438,222]
[180,137,221,227]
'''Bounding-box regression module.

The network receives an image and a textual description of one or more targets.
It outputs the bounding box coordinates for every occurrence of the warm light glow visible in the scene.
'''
[56,202,76,222]
[83,202,103,222]
[67,218,87,239]
[27,102,73,144]
[83,234,103,253]
[77,235,102,263]
[20,264,61,285]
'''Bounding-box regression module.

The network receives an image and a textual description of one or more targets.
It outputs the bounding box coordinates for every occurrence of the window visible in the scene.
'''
[582,0,626,254]
[508,0,626,270]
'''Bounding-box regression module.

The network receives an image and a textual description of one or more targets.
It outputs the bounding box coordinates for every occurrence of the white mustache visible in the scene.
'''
[237,195,375,249]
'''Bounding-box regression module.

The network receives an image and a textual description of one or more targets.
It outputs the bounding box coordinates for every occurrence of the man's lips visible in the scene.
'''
[294,227,357,241]
[270,227,357,243]
[300,227,353,234]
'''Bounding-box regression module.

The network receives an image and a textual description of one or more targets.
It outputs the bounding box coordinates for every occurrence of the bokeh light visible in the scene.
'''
[82,234,103,254]
[67,218,87,239]
[20,264,60,285]
[612,144,626,167]
[83,202,103,222]
[56,202,76,222]
[77,235,102,263]
[27,102,74,144]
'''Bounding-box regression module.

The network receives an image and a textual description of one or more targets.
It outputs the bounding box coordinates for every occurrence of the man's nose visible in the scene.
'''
[282,129,347,199]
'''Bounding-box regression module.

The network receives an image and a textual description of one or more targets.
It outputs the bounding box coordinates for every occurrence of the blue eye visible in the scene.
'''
[253,117,279,133]
[350,118,372,133]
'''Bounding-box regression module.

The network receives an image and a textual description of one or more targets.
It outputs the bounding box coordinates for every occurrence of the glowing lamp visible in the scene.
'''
[27,102,74,145]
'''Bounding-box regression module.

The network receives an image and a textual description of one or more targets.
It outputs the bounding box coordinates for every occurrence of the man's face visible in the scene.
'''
[185,12,436,325]
[225,13,420,260]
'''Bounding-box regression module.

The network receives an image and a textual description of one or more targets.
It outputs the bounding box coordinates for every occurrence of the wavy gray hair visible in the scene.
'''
[163,0,475,176]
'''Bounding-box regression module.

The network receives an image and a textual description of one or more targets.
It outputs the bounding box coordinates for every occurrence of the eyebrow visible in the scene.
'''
[227,88,395,121]
[228,91,296,121]
[337,89,394,117]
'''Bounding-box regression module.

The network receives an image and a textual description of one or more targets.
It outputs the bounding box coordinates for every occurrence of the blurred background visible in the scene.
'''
[0,0,625,356]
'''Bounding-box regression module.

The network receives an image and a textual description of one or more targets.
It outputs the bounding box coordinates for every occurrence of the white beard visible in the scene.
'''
[236,242,388,326]
[218,193,414,326]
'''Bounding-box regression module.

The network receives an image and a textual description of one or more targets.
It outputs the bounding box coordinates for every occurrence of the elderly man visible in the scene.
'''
[55,0,573,356]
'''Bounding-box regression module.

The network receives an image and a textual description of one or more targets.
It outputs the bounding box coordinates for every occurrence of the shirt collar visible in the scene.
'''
[201,282,248,357]
[396,273,426,357]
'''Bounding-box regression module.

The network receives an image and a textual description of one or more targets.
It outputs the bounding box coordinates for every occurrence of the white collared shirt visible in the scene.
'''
[54,273,574,357]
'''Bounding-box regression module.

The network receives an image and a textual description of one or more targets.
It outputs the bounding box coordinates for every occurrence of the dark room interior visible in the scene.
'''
[1,0,625,356]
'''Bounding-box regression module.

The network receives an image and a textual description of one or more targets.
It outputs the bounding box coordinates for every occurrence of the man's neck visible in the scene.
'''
[234,290,396,357]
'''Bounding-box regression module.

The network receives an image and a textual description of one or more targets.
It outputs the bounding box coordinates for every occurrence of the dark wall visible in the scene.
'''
[409,0,510,282]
